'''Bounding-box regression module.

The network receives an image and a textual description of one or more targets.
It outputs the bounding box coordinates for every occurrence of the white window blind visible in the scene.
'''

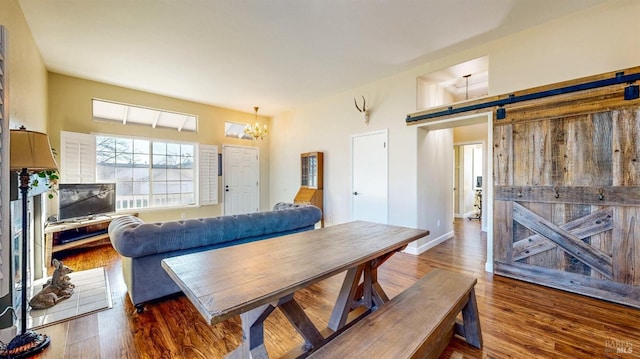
[199,144,218,205]
[60,131,96,183]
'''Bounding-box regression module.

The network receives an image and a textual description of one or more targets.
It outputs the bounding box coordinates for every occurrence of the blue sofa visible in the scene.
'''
[108,203,322,311]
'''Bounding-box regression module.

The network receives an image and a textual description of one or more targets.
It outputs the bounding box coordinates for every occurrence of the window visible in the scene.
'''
[60,131,218,210]
[225,121,252,140]
[92,99,198,132]
[95,135,195,210]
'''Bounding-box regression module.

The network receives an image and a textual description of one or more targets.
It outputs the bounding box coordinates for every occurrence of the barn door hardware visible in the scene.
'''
[406,69,640,123]
[598,188,605,201]
[625,83,639,100]
[553,186,560,199]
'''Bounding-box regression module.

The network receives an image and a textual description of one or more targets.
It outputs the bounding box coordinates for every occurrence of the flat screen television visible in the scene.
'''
[58,183,116,222]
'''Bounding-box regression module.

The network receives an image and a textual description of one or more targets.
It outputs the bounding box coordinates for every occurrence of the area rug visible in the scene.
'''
[28,267,112,329]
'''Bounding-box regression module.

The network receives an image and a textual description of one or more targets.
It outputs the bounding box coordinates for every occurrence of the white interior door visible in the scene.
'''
[352,130,388,223]
[223,145,259,215]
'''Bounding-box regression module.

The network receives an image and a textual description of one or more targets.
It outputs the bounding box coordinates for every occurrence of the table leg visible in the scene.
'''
[328,251,399,332]
[328,264,365,331]
[279,296,324,351]
[362,261,373,308]
[226,302,276,359]
[226,294,324,358]
[370,264,389,307]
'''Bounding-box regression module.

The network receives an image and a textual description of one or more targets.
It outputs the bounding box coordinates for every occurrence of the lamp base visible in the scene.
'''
[0,330,50,359]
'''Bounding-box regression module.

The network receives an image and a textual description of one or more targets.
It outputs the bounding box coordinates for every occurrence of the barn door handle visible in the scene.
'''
[598,188,605,201]
[554,186,560,199]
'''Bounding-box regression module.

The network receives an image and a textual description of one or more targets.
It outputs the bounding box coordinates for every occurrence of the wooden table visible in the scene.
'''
[161,221,429,358]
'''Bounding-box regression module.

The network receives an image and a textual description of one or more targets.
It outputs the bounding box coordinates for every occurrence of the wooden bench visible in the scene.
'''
[308,269,482,358]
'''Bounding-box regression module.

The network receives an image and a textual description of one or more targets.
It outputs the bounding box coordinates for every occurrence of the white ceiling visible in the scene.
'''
[19,0,605,116]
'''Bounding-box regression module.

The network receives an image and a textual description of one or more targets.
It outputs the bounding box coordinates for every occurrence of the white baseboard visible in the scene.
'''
[403,231,454,255]
[455,211,478,219]
[0,325,16,344]
[463,210,476,218]
[485,261,494,273]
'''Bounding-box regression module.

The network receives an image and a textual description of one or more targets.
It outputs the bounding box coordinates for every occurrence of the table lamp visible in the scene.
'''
[3,126,58,357]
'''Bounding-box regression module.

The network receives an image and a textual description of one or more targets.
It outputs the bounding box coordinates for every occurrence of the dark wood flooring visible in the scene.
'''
[34,219,640,358]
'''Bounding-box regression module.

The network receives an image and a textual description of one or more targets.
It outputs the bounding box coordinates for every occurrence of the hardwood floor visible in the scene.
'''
[34,219,640,358]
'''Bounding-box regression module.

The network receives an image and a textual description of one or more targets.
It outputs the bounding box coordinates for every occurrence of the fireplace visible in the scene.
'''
[9,174,48,331]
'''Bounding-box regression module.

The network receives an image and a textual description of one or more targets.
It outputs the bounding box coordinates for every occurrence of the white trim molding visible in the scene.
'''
[403,230,454,255]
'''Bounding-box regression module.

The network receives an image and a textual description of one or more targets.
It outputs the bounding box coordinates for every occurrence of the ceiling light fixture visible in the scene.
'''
[243,107,268,141]
[463,74,471,100]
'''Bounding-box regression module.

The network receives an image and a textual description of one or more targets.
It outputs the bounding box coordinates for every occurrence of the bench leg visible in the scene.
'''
[461,288,483,349]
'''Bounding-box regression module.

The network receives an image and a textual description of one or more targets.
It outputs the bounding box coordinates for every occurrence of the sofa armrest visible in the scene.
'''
[108,216,146,257]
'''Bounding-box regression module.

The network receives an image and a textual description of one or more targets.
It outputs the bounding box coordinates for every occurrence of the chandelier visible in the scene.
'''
[244,106,268,140]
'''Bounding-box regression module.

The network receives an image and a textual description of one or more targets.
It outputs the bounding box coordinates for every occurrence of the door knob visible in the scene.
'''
[353,191,358,195]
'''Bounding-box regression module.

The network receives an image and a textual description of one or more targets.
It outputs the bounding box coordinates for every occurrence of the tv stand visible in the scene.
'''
[44,213,137,266]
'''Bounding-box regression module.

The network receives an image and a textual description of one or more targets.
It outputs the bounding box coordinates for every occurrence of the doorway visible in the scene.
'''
[222,145,259,215]
[453,143,483,221]
[351,129,388,224]
[417,113,493,272]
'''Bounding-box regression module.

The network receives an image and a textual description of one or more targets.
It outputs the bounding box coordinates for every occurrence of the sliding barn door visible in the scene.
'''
[493,106,640,308]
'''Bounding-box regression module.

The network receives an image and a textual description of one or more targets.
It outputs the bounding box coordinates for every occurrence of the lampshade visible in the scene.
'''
[10,128,59,172]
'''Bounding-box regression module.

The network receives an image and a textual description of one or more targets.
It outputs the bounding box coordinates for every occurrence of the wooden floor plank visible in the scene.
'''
[35,219,640,358]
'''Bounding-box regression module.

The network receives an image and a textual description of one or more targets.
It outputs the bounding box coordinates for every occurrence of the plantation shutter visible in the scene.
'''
[60,131,96,183]
[199,144,218,205]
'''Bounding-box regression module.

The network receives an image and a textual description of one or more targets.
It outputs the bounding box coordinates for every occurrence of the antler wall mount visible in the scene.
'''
[354,96,370,125]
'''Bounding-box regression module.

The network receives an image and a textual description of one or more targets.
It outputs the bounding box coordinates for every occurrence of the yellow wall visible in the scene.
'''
[47,73,271,222]
[0,0,48,131]
[453,123,488,144]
